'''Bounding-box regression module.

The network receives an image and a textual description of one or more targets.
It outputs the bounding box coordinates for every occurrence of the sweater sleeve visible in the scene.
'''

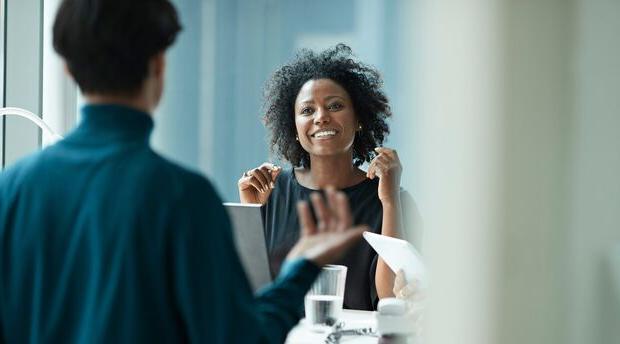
[169,176,320,344]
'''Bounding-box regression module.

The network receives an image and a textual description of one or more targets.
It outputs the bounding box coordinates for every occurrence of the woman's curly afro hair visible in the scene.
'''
[262,43,391,168]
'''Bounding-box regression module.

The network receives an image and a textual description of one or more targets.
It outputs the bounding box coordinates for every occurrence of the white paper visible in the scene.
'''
[363,232,427,287]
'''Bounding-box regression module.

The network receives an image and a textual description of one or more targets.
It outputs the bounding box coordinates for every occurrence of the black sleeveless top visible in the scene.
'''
[261,169,383,311]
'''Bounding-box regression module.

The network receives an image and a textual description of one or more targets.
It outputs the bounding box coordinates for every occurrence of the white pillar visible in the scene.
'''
[409,1,502,343]
[568,0,620,343]
[409,1,581,343]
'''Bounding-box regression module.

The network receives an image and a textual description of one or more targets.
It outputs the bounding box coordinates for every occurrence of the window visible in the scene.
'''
[0,0,76,170]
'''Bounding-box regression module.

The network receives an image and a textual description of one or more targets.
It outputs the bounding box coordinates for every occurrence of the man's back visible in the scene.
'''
[0,105,287,343]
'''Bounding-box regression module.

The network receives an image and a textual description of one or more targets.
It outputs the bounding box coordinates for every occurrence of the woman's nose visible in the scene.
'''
[313,108,330,125]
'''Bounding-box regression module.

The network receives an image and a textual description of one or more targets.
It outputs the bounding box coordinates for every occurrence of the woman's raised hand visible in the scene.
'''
[367,147,402,205]
[238,162,282,204]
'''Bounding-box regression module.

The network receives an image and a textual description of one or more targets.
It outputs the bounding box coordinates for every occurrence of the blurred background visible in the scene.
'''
[1,0,619,343]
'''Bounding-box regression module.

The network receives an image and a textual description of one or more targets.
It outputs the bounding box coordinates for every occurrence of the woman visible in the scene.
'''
[239,44,408,311]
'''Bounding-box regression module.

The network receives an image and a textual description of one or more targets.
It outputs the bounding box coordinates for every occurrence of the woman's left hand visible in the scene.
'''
[393,269,426,335]
[393,270,419,302]
[367,147,402,205]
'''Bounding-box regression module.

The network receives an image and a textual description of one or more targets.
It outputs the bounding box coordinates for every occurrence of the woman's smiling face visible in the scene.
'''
[294,78,358,159]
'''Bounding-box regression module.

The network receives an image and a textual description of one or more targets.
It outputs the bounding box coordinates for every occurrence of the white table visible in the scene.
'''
[286,310,378,343]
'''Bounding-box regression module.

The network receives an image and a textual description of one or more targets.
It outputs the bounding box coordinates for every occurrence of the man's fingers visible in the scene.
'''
[310,193,329,232]
[297,201,316,236]
[334,226,366,250]
[325,187,340,227]
[334,191,352,230]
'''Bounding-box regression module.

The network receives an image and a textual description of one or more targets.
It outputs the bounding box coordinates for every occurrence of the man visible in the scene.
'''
[0,0,365,342]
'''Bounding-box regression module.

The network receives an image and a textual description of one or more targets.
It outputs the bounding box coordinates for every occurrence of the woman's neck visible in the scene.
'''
[296,153,366,190]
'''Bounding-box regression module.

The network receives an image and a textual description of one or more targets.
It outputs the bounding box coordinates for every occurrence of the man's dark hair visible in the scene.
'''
[53,0,182,95]
[263,43,392,168]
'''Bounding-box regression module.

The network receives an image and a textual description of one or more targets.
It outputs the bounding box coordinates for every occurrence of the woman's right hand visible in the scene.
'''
[238,162,282,204]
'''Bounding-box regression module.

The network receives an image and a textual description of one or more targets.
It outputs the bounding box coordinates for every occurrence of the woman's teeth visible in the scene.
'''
[314,130,336,138]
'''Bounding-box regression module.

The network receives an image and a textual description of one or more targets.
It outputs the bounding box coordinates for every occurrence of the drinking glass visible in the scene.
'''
[304,264,347,330]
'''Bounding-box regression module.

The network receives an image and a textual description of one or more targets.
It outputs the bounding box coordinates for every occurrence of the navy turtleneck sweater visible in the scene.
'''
[0,104,320,343]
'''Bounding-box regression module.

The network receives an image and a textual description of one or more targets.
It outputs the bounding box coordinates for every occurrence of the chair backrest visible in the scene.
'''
[0,107,63,146]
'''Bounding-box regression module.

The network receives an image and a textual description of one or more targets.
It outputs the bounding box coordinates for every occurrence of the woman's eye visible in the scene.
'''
[328,103,343,111]
[300,107,313,115]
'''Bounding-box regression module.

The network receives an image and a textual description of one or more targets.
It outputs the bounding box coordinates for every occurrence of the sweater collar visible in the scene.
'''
[68,104,154,144]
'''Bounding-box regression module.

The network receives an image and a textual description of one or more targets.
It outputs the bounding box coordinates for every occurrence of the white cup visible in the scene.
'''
[304,264,347,330]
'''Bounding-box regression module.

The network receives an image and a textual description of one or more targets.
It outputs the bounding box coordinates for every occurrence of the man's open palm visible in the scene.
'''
[287,188,367,266]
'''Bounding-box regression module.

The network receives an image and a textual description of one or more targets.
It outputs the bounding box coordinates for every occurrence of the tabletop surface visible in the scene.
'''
[286,309,378,344]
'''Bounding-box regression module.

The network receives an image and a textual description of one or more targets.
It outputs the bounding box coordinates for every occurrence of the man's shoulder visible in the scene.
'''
[0,150,45,189]
[148,153,221,202]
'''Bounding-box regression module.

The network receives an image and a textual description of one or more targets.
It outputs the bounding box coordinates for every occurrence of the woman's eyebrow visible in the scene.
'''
[324,95,345,101]
[298,95,344,105]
